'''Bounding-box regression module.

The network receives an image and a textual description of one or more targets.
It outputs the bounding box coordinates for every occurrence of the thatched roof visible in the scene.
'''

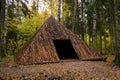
[15,16,99,65]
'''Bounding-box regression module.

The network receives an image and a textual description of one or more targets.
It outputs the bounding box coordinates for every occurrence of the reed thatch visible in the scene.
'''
[15,16,99,65]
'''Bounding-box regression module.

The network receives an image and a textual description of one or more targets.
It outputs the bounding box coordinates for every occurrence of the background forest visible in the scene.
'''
[0,0,120,66]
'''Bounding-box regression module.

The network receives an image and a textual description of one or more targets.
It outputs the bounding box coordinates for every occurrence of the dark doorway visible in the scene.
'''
[53,40,79,59]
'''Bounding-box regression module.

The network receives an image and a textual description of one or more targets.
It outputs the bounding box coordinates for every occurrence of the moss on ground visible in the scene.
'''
[0,55,15,66]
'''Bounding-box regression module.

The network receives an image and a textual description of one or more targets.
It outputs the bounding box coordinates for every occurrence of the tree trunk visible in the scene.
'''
[108,0,116,55]
[104,34,107,54]
[92,2,97,49]
[81,0,84,41]
[58,0,61,22]
[114,0,120,66]
[0,0,8,57]
[100,32,102,54]
[72,0,77,32]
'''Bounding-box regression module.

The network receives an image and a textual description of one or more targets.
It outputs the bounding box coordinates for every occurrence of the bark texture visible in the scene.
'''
[92,2,97,49]
[15,16,99,65]
[0,0,7,57]
[114,0,120,65]
[72,0,78,33]
[58,0,61,22]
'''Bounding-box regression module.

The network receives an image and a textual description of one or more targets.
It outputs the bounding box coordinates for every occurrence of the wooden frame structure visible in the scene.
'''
[15,16,99,65]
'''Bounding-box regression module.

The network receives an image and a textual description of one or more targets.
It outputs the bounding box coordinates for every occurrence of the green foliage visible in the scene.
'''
[48,0,58,16]
[61,1,73,30]
[43,0,58,17]
[18,11,50,41]
[7,17,21,55]
[7,10,50,55]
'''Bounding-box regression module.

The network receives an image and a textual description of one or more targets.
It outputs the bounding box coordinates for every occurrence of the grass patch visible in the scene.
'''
[0,55,15,66]
[106,55,115,62]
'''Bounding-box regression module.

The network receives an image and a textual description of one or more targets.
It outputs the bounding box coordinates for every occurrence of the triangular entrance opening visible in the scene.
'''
[53,40,79,59]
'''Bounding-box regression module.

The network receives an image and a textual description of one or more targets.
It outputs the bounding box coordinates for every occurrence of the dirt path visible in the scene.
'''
[0,61,120,80]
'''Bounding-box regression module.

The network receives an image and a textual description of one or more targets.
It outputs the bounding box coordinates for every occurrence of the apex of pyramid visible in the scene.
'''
[43,16,59,26]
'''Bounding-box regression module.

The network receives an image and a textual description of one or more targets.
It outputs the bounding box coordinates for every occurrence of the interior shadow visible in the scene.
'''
[53,40,79,59]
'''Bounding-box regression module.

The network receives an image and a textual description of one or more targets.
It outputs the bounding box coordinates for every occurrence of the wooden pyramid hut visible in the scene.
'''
[15,16,99,65]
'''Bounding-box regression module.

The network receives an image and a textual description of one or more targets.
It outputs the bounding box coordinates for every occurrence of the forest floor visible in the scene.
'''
[0,57,120,80]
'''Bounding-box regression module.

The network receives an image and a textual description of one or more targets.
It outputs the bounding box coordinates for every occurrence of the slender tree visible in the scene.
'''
[0,0,8,57]
[81,0,85,40]
[92,0,97,49]
[114,0,120,66]
[72,0,77,32]
[58,0,61,22]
